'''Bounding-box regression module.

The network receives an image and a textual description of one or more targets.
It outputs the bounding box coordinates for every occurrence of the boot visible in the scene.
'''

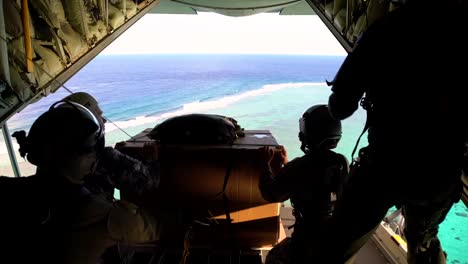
[407,238,446,264]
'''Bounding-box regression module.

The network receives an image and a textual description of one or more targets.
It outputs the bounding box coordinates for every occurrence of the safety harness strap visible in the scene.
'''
[351,96,373,160]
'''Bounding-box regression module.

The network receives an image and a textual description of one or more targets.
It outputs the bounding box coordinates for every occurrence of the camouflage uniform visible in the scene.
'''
[259,150,348,263]
[327,1,467,262]
[85,147,160,200]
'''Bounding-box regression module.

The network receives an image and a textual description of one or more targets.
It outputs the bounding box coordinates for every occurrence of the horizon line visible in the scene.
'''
[99,53,347,56]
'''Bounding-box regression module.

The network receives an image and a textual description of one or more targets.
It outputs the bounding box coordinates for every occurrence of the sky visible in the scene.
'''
[101,13,347,55]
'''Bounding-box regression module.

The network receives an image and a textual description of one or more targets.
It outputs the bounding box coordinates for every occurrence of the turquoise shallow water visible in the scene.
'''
[105,83,467,263]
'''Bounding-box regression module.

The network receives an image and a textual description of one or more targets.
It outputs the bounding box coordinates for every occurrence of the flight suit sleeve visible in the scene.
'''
[99,147,160,195]
[106,201,184,244]
[259,157,305,203]
[328,24,380,120]
[107,200,161,243]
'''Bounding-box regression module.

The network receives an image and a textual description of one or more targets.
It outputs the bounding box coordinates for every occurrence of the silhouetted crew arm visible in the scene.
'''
[330,153,349,201]
[328,24,380,120]
[259,157,305,202]
[98,147,160,195]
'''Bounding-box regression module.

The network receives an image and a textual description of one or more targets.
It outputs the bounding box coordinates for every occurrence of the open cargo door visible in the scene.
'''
[0,0,161,127]
[304,0,398,52]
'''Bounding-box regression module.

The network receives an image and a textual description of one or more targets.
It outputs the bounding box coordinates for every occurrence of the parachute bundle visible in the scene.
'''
[149,113,245,145]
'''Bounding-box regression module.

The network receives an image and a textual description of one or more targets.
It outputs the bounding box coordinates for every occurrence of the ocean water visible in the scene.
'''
[1,55,466,263]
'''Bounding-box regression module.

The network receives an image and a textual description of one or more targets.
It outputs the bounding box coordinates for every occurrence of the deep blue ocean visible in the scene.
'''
[1,55,466,263]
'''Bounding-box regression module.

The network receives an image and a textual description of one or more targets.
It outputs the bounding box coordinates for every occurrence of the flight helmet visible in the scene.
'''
[62,92,106,125]
[298,104,342,153]
[13,100,105,167]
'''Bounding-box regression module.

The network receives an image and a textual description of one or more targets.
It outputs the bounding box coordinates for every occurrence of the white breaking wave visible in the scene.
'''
[105,82,326,133]
[1,82,326,153]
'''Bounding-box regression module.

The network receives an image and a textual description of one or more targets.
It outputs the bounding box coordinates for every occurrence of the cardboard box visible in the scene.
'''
[115,128,284,248]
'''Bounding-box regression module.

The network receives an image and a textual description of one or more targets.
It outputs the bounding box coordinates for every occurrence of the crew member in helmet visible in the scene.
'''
[62,92,159,200]
[259,104,349,263]
[0,101,172,264]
